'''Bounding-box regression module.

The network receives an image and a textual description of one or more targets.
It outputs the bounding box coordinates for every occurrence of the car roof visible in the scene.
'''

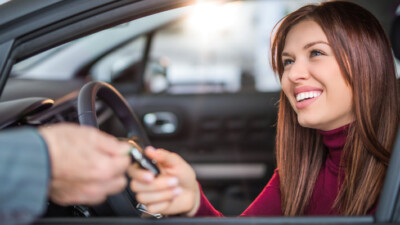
[0,0,119,44]
[0,0,61,26]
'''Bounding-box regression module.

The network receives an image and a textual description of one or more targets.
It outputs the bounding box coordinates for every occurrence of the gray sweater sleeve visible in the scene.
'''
[0,127,50,225]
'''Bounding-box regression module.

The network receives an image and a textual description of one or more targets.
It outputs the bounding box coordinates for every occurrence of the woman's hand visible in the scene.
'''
[128,147,200,216]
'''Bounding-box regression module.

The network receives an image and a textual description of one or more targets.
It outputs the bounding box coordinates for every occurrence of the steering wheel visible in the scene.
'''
[77,81,148,217]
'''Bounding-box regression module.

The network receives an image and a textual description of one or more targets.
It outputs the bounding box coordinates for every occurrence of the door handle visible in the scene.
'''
[143,112,178,135]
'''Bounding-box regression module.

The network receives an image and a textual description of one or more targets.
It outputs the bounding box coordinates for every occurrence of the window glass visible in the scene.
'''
[10,0,325,90]
[145,0,322,94]
[91,36,146,83]
[11,7,190,81]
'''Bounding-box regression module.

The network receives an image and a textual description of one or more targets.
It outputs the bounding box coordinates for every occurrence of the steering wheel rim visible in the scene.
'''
[78,81,150,145]
[77,81,148,217]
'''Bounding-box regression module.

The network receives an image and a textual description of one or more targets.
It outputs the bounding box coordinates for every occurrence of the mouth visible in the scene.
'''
[295,91,322,102]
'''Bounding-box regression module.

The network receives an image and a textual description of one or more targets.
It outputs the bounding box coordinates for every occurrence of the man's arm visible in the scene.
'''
[0,127,50,225]
[0,123,132,225]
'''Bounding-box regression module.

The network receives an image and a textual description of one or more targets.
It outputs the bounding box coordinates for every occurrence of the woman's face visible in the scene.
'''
[281,20,354,131]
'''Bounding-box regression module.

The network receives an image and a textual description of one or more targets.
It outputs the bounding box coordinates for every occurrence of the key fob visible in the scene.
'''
[127,140,160,176]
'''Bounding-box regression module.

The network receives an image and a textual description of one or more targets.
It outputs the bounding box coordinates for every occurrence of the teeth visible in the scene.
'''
[296,91,321,102]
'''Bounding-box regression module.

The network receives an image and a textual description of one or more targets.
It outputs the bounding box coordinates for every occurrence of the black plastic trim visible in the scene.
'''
[0,0,116,44]
[0,40,15,98]
[0,0,61,28]
[34,216,374,225]
[0,97,54,129]
[375,126,400,222]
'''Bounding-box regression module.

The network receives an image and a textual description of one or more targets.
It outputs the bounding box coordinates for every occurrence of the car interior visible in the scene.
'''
[0,0,399,224]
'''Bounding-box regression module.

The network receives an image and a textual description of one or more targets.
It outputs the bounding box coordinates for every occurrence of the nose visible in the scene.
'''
[286,59,310,83]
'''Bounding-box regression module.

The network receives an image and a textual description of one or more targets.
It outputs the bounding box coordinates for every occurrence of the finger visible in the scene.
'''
[135,187,182,205]
[102,175,128,195]
[76,189,107,206]
[80,191,107,206]
[101,140,131,157]
[108,154,131,177]
[130,176,179,192]
[83,153,130,182]
[74,176,127,205]
[144,147,182,168]
[128,165,155,183]
[86,128,131,156]
[127,163,140,177]
[146,201,170,214]
[50,180,107,206]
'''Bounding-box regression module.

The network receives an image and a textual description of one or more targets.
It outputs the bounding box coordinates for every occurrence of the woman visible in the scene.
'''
[128,1,399,216]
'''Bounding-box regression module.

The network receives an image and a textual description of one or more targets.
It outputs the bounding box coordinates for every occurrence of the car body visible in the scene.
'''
[0,0,399,224]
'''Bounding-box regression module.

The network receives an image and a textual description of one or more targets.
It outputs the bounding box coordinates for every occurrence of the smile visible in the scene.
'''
[296,91,322,102]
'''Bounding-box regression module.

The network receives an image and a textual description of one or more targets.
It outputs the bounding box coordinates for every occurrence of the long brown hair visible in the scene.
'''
[271,1,399,216]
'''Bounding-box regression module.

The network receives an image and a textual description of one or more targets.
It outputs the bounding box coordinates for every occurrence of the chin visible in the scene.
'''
[297,116,321,130]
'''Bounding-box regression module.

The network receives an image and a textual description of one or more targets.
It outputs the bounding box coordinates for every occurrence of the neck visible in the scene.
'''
[318,124,349,168]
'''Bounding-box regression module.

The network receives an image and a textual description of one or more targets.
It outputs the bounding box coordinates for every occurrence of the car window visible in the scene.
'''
[91,36,146,83]
[10,6,190,80]
[146,0,400,94]
[11,0,326,92]
[95,0,325,94]
[11,0,400,88]
[146,0,286,94]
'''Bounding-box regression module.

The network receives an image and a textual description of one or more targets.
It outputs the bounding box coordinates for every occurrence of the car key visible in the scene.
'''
[127,140,160,176]
[126,140,163,218]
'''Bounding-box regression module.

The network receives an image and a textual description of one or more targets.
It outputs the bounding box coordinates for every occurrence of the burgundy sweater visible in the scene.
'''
[195,125,375,216]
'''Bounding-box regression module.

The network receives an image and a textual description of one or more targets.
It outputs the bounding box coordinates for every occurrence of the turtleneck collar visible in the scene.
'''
[317,124,350,171]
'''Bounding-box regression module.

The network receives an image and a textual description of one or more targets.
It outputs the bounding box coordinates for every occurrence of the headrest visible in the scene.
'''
[391,15,400,60]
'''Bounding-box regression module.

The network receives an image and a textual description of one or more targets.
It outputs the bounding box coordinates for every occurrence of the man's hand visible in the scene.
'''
[39,123,131,205]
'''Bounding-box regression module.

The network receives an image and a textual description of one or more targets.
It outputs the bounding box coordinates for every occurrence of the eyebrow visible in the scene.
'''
[281,41,330,57]
[303,41,330,49]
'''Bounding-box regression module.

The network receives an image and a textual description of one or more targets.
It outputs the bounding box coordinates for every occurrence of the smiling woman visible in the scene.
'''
[129,0,399,217]
[271,1,399,216]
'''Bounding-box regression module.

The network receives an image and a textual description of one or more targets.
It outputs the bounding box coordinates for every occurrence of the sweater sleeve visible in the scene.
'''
[195,169,282,217]
[0,127,50,225]
[241,170,282,216]
[194,184,224,217]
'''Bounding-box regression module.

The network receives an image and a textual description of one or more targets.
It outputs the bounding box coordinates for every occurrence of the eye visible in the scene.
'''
[283,59,294,66]
[310,50,324,57]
